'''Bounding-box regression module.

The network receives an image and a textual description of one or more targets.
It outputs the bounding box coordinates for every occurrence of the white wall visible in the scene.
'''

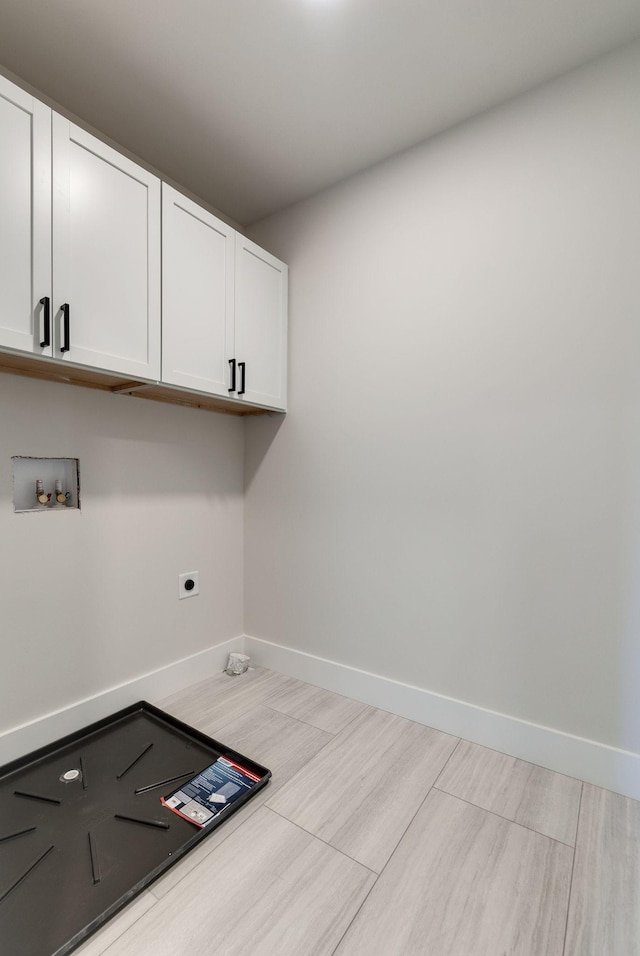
[246,41,640,756]
[0,373,244,738]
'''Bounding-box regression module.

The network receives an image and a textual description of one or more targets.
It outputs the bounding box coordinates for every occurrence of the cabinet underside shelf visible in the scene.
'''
[0,352,278,417]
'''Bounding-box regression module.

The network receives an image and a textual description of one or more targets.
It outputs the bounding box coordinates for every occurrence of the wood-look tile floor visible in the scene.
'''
[74,667,640,956]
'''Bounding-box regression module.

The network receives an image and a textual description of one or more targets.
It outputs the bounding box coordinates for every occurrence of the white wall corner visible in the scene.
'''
[245,634,640,802]
[0,636,244,766]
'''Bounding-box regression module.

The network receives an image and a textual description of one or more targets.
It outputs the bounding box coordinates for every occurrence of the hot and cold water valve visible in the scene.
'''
[12,457,80,513]
[35,478,71,508]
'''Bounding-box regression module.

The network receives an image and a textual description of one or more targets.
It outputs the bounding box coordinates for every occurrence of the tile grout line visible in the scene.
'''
[266,801,384,956]
[561,781,584,956]
[431,786,578,848]
[164,670,606,952]
[266,805,379,877]
[260,675,375,738]
[158,671,288,715]
[263,712,462,822]
[148,725,353,905]
[150,699,357,904]
[266,739,464,953]
[261,699,367,738]
[431,736,464,787]
[328,765,579,955]
[100,669,603,953]
[260,673,372,711]
[146,708,333,903]
[372,744,460,872]
[327,738,463,955]
[328,868,381,956]
[262,710,396,806]
[438,738,586,786]
[147,802,265,902]
[201,698,337,741]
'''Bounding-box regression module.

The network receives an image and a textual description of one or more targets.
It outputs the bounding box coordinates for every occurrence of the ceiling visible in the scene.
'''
[1,0,639,226]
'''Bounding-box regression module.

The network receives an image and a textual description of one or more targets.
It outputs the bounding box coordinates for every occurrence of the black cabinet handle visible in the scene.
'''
[238,361,246,396]
[60,303,70,353]
[39,297,50,348]
[228,358,236,392]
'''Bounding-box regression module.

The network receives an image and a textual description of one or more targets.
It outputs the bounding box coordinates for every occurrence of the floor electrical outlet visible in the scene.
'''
[179,571,200,599]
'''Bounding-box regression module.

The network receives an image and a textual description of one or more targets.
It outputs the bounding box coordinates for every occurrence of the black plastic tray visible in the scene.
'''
[0,701,270,956]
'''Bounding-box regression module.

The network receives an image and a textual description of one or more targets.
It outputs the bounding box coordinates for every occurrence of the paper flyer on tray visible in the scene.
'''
[161,756,262,827]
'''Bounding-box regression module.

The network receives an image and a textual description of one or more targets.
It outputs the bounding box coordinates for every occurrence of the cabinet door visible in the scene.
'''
[0,75,51,355]
[162,185,235,396]
[234,234,288,410]
[52,116,160,379]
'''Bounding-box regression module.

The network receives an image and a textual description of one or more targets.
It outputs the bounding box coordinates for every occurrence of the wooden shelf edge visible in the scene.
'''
[0,352,283,417]
[123,385,271,416]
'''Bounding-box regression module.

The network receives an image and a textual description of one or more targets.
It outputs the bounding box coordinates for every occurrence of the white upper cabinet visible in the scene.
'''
[234,234,288,410]
[0,75,52,356]
[52,116,161,379]
[162,184,235,395]
[0,74,286,413]
[162,190,288,411]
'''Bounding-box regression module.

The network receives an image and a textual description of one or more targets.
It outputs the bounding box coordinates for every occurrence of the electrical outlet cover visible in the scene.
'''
[179,571,199,599]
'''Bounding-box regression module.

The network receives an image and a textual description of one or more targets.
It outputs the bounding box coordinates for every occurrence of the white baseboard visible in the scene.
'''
[245,635,640,801]
[0,636,243,766]
[7,632,640,802]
